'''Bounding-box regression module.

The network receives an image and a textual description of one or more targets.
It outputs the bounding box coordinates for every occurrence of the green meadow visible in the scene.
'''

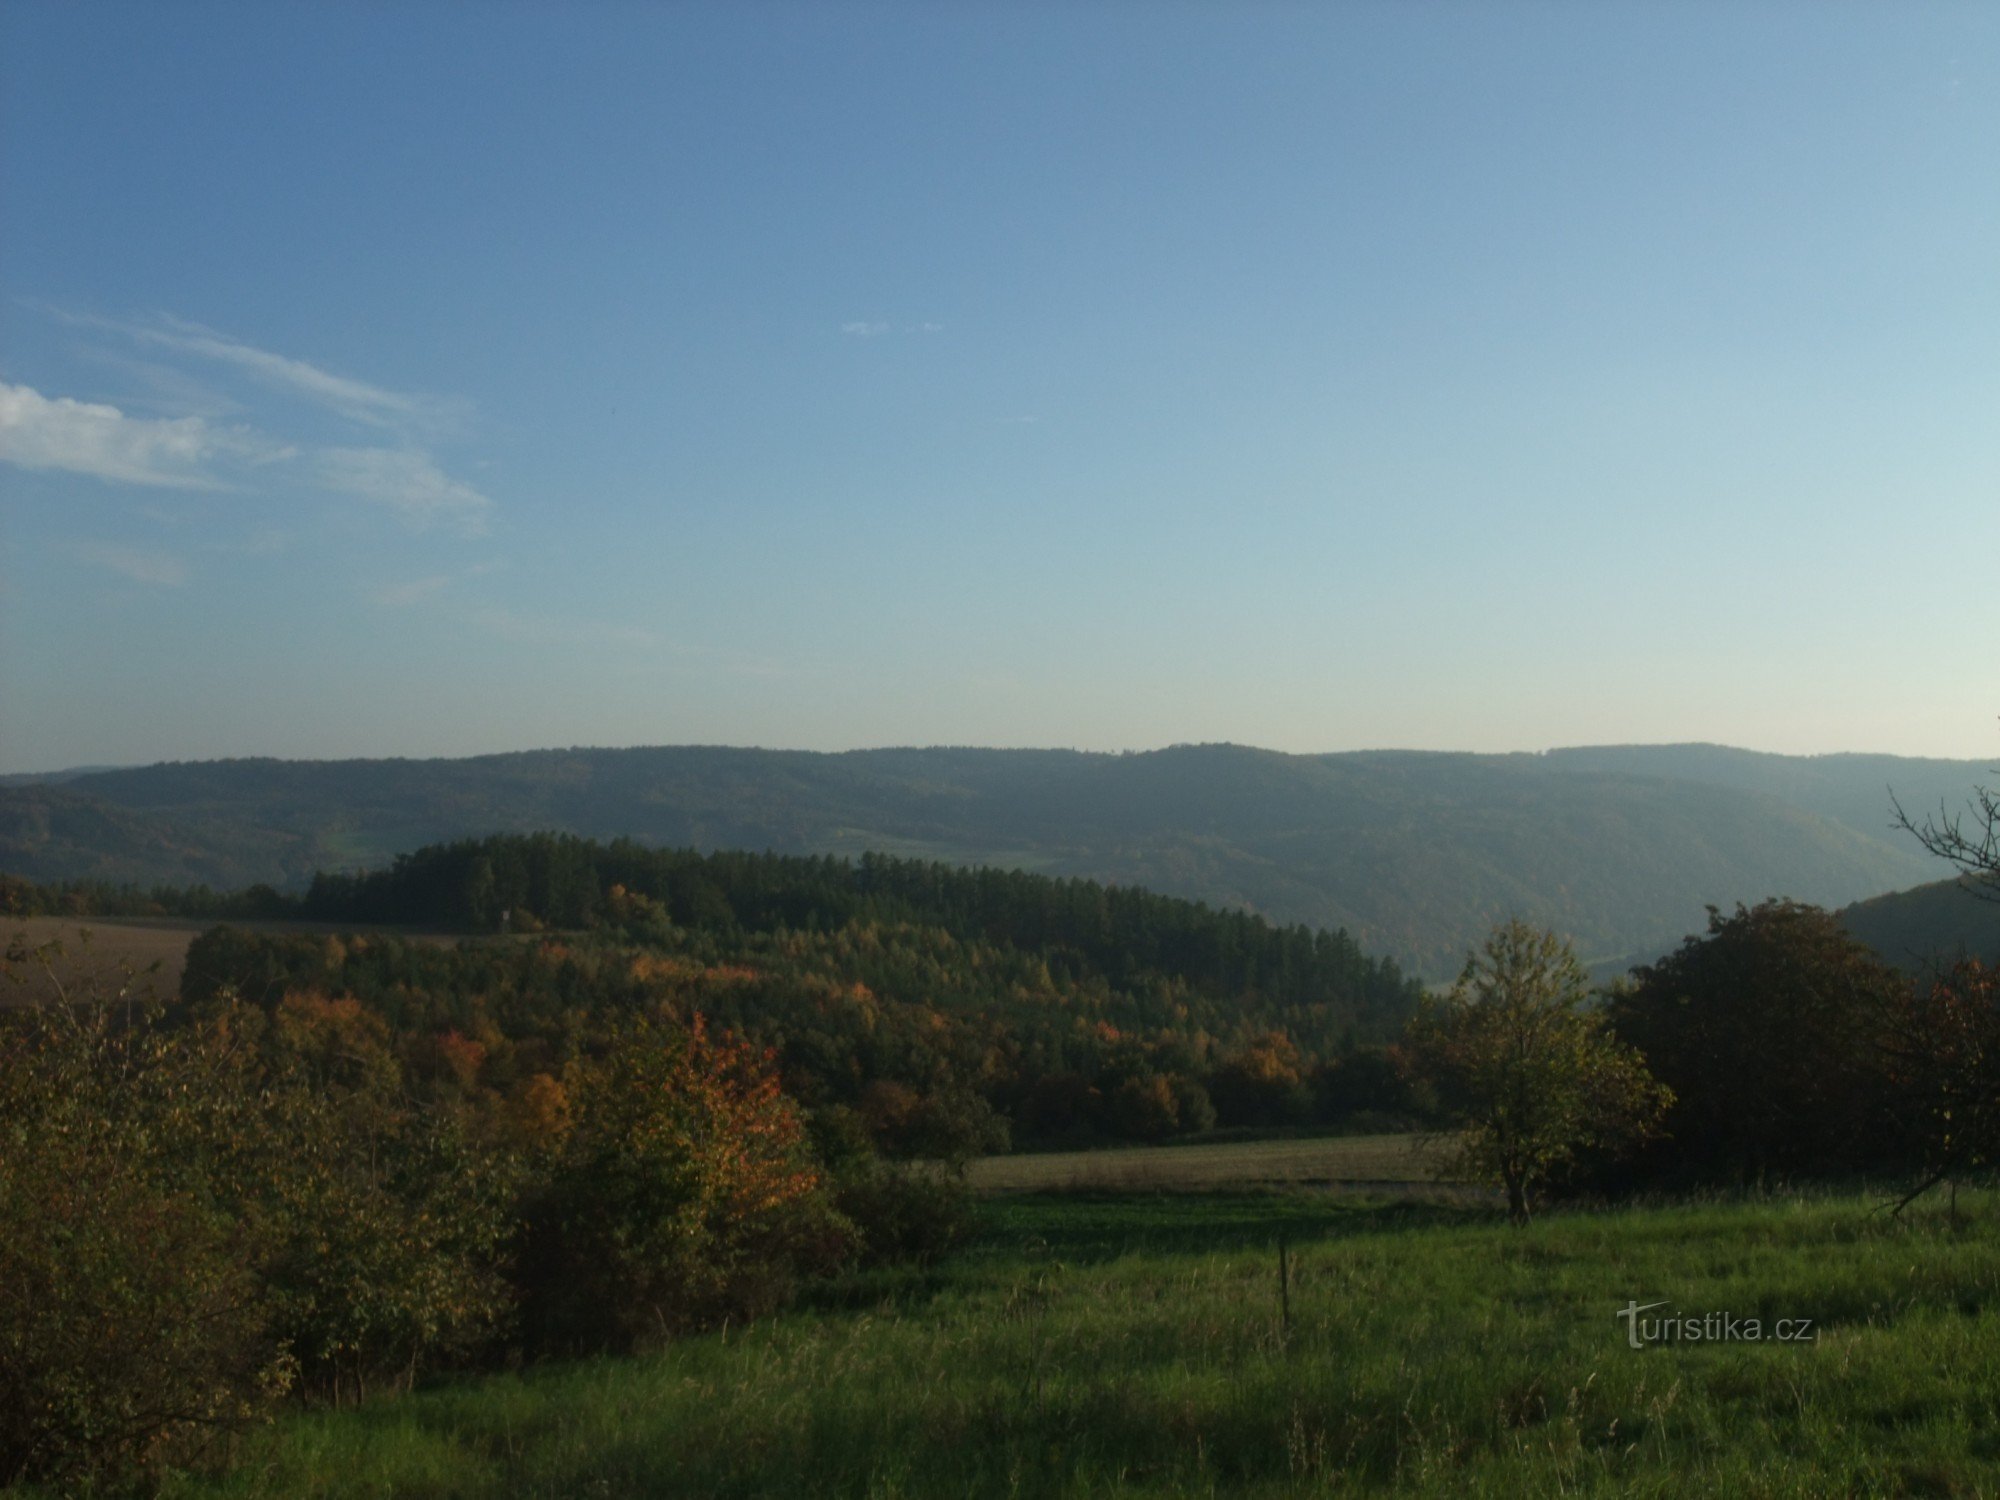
[157,1186,2000,1499]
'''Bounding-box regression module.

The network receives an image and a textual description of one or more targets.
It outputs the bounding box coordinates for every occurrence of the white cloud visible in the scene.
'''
[73,542,188,586]
[841,321,891,338]
[16,310,494,545]
[0,381,283,489]
[314,447,493,534]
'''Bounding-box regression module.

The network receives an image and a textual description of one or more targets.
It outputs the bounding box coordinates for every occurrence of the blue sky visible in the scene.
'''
[2,1,1996,772]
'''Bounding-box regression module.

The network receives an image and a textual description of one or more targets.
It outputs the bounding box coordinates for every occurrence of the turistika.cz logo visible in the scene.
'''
[1616,1300,1816,1349]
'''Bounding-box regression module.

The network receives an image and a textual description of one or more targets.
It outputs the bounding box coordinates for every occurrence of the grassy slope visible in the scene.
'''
[160,1189,2000,1498]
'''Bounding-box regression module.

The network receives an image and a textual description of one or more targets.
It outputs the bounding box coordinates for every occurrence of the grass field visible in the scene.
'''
[150,1185,2000,1498]
[966,1135,1442,1195]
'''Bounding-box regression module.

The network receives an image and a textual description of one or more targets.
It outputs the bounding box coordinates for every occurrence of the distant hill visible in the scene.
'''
[1543,744,1993,853]
[1839,877,2000,973]
[1,742,1981,979]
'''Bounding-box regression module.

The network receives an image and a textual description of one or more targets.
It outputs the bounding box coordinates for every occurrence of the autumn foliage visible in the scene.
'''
[518,1015,851,1352]
[0,932,855,1489]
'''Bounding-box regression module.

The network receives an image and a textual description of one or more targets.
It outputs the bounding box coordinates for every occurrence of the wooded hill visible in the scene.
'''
[2,741,1983,977]
[11,834,1425,1150]
[1839,877,2000,972]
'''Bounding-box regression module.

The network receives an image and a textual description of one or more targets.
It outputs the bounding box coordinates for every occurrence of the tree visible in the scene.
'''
[1403,920,1669,1225]
[516,1015,852,1353]
[1894,744,2000,902]
[0,937,290,1489]
[1881,958,2000,1217]
[1609,900,1906,1184]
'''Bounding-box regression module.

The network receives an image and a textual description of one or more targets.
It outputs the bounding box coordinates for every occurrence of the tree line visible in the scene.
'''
[1404,900,1999,1223]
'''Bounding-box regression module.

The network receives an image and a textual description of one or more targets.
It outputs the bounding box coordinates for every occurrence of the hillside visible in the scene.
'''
[1839,877,2000,972]
[2,743,1978,978]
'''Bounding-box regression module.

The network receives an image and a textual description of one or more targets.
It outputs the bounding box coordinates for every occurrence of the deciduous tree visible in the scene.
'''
[1610,900,1905,1184]
[1404,921,1669,1224]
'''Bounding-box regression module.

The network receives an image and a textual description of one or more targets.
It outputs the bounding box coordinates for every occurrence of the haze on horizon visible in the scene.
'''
[2,3,1997,775]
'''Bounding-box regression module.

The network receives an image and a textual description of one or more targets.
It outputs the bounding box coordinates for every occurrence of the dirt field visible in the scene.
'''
[964,1132,1451,1194]
[1,916,464,1008]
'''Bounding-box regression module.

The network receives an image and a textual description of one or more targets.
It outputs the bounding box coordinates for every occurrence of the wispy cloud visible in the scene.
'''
[73,349,248,421]
[15,308,495,546]
[64,311,461,432]
[841,321,891,338]
[0,381,287,489]
[315,447,493,534]
[73,541,189,586]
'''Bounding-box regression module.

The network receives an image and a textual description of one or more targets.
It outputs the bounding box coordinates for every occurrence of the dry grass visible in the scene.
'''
[965,1132,1450,1194]
[3,917,205,1007]
[1,916,463,1008]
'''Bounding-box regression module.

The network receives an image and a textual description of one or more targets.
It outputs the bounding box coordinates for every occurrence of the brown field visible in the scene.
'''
[1,916,464,1008]
[965,1132,1457,1194]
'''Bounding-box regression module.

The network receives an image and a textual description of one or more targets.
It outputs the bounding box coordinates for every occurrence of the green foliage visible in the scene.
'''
[1882,958,2000,1210]
[1611,900,1908,1185]
[246,1090,517,1407]
[1403,921,1670,1223]
[0,944,290,1489]
[828,1161,977,1268]
[516,1016,852,1354]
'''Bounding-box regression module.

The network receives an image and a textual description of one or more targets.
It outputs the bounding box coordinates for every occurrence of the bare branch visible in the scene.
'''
[1891,773,2000,905]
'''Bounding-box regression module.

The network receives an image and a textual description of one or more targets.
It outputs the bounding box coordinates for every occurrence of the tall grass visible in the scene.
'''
[162,1188,2000,1498]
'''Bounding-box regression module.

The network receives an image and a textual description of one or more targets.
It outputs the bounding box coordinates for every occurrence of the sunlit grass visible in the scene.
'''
[964,1134,1437,1194]
[163,1187,2000,1498]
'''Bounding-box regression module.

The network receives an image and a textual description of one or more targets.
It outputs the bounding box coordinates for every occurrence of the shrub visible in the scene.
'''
[517,1016,855,1353]
[832,1162,977,1267]
[0,1126,284,1490]
[0,948,292,1489]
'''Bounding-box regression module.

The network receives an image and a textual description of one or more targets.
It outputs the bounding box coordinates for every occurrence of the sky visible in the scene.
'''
[2,1,1996,773]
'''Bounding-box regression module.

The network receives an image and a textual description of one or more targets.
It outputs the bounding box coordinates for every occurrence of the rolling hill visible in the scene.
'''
[2,742,1983,978]
[1839,877,2000,972]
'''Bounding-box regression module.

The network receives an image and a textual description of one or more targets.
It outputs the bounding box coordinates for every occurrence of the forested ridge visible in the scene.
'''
[10,835,1424,1153]
[2,741,1973,977]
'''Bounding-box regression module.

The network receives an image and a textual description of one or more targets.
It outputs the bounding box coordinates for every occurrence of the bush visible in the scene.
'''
[0,1117,283,1490]
[0,936,519,1485]
[0,955,292,1489]
[833,1163,977,1267]
[517,1016,855,1353]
